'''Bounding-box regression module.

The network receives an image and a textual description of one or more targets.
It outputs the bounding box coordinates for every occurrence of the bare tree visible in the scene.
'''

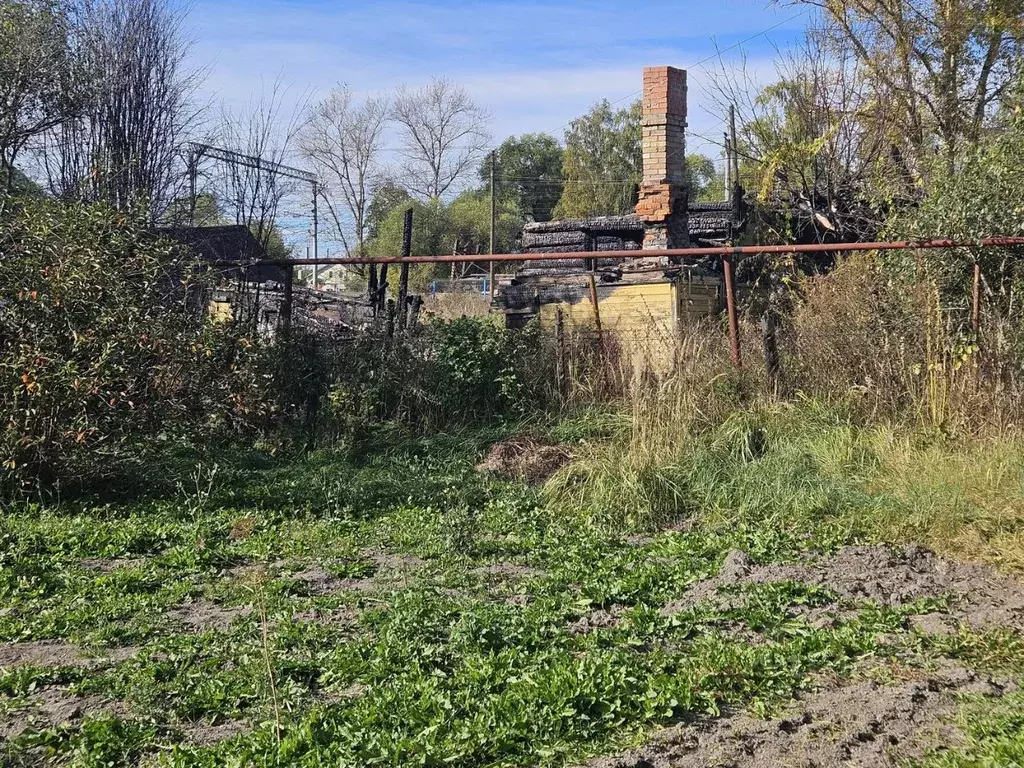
[705,30,903,240]
[786,0,1024,166]
[40,0,203,220]
[299,84,388,257]
[391,77,491,200]
[0,0,80,190]
[209,77,309,259]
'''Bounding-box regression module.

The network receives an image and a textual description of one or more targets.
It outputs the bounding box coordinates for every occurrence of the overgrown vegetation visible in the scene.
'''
[5,0,1024,764]
[3,433,1023,766]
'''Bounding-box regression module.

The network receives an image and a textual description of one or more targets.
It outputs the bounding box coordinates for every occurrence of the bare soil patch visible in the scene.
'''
[166,600,252,631]
[578,673,988,768]
[472,562,545,580]
[0,641,138,671]
[365,549,425,572]
[289,566,377,595]
[662,544,1024,630]
[1,687,126,740]
[569,605,629,635]
[176,718,250,747]
[584,543,1024,767]
[476,437,573,484]
[291,606,361,628]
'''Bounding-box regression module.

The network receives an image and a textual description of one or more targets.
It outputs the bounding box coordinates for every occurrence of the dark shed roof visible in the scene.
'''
[154,225,287,283]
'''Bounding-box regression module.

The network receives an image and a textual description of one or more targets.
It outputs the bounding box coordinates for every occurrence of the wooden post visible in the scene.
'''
[368,263,379,316]
[385,298,396,338]
[724,131,731,203]
[972,259,982,335]
[724,108,742,369]
[377,260,389,315]
[723,253,741,368]
[408,295,423,331]
[312,180,319,290]
[489,150,496,301]
[398,208,413,330]
[762,307,780,390]
[281,265,293,336]
[555,306,566,398]
[729,105,740,189]
[187,150,198,226]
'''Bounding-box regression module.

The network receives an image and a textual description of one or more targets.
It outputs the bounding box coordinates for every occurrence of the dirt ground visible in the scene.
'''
[579,543,1024,767]
[3,543,1023,764]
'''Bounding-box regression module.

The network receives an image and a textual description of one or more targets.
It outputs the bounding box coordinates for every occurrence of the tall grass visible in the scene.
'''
[544,254,1024,570]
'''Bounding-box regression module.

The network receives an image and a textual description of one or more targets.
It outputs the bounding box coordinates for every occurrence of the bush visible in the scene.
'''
[311,315,553,448]
[0,200,240,493]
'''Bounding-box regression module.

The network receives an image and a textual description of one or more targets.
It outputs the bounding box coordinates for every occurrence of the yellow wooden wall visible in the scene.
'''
[536,280,720,341]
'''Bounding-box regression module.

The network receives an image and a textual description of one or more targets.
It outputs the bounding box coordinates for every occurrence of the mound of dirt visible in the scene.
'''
[476,437,572,484]
[579,668,1011,768]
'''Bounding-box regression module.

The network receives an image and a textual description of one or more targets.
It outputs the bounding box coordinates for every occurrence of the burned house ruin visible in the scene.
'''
[496,67,736,340]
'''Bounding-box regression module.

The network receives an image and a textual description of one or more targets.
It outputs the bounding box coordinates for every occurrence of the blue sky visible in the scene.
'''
[188,0,809,158]
[184,0,809,254]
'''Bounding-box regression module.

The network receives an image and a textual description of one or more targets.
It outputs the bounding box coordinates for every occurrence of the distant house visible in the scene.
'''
[155,225,286,332]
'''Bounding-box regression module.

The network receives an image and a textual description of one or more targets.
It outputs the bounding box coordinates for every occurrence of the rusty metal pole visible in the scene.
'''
[585,235,603,346]
[972,259,982,335]
[722,253,741,368]
[588,271,603,337]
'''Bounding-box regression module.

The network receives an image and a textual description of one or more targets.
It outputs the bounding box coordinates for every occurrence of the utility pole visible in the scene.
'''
[724,131,732,203]
[729,105,740,188]
[489,150,496,301]
[724,104,742,368]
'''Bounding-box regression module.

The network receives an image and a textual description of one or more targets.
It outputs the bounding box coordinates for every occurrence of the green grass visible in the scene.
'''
[546,399,1024,569]
[1,413,1023,766]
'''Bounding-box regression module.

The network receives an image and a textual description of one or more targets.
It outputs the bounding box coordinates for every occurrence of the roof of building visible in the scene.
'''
[515,202,733,272]
[154,225,288,283]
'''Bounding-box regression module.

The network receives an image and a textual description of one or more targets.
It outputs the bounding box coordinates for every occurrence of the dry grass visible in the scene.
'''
[421,292,491,321]
[544,253,1024,569]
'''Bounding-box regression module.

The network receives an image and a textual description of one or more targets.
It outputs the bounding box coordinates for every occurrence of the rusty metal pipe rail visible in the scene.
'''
[210,237,1024,269]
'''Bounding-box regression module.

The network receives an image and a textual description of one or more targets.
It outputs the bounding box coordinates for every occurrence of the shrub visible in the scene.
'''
[0,200,236,493]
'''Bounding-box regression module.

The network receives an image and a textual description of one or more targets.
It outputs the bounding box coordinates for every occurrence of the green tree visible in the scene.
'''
[368,198,452,289]
[686,153,719,202]
[0,0,79,191]
[448,189,523,255]
[481,133,563,222]
[366,181,413,240]
[793,0,1024,167]
[894,92,1024,315]
[553,100,642,220]
[162,192,223,227]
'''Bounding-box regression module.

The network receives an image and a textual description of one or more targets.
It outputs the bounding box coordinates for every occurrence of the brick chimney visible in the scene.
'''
[635,66,688,250]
